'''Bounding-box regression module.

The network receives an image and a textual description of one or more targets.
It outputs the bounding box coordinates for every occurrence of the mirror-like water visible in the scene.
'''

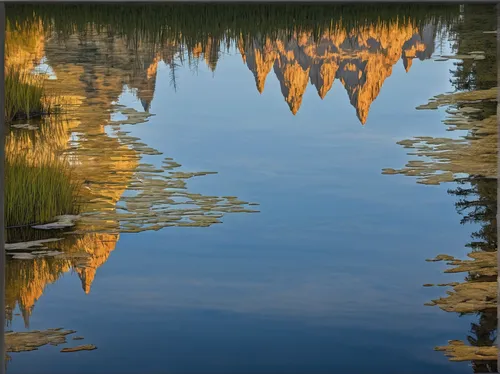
[4,4,497,373]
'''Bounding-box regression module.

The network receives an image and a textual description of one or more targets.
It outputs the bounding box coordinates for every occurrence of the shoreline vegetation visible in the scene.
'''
[5,149,82,229]
[5,3,460,70]
[383,82,498,369]
[5,15,83,228]
[5,66,82,228]
[7,4,460,32]
[380,4,498,369]
[382,14,498,364]
[5,65,58,123]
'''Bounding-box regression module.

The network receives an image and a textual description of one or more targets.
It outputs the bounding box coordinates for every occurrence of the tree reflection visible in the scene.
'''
[447,176,497,372]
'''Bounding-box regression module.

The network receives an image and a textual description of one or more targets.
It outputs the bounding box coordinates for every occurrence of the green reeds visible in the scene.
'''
[7,4,460,50]
[5,60,79,227]
[5,150,82,228]
[5,65,55,122]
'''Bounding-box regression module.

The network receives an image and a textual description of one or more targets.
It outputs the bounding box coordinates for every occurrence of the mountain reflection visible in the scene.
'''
[237,23,436,122]
[7,4,453,124]
[4,3,468,370]
[5,232,119,327]
[58,20,439,124]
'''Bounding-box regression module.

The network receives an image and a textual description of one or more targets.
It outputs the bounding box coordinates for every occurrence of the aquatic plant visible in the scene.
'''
[5,147,82,228]
[5,65,44,120]
[5,64,59,122]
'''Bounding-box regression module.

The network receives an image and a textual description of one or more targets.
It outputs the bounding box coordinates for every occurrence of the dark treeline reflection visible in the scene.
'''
[385,4,499,371]
[448,5,497,91]
[446,6,497,372]
[370,4,497,371]
[7,3,460,123]
[447,176,497,372]
[7,4,459,40]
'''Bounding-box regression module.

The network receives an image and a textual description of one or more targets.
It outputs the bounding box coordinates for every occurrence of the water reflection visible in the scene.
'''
[5,10,262,332]
[445,176,497,372]
[8,4,454,124]
[3,3,497,373]
[238,23,436,121]
[382,4,497,371]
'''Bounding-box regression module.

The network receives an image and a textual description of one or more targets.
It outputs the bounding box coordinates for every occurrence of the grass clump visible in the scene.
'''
[5,141,82,227]
[5,65,57,122]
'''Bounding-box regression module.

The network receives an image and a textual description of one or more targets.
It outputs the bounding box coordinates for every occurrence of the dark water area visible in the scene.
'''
[4,4,497,374]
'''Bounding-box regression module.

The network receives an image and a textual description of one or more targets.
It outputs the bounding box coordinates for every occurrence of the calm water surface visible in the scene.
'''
[4,4,497,373]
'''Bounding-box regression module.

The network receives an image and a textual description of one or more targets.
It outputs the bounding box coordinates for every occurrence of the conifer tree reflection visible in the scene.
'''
[446,6,497,370]
[451,181,498,372]
[448,4,497,91]
[447,176,497,373]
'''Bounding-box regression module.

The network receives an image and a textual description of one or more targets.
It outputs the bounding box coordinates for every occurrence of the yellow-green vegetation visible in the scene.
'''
[381,88,497,185]
[4,69,83,227]
[6,328,78,353]
[5,150,82,228]
[5,65,57,122]
[435,340,497,362]
[388,10,498,364]
[61,344,97,352]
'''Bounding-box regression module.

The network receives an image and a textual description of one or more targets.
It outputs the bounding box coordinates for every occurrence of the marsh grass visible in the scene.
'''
[5,153,82,228]
[5,64,60,122]
[7,4,459,48]
[5,127,83,227]
[4,59,76,226]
